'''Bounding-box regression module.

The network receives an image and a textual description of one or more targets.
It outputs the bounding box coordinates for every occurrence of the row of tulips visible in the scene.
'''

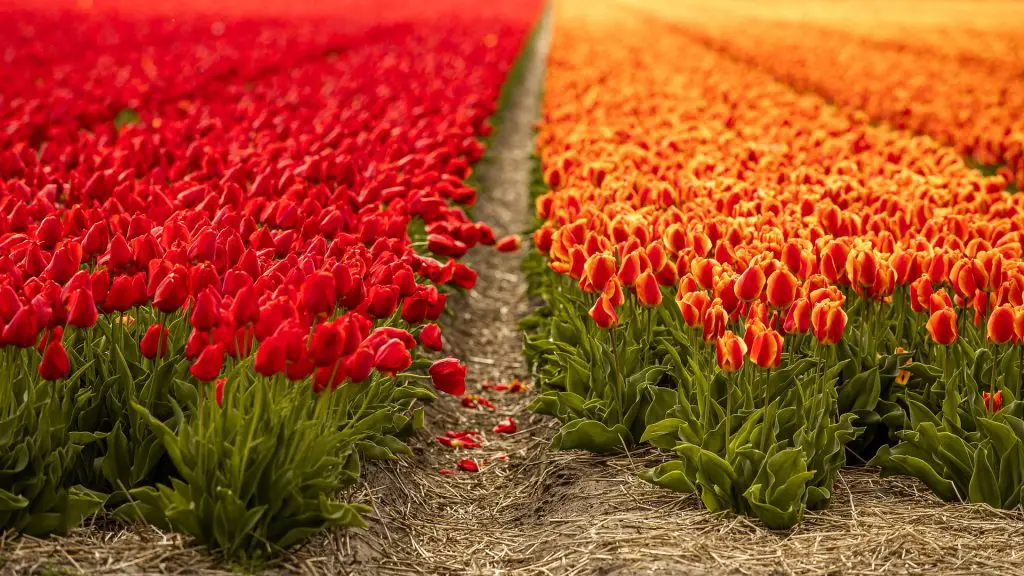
[523,0,1024,529]
[618,0,1024,186]
[0,0,540,561]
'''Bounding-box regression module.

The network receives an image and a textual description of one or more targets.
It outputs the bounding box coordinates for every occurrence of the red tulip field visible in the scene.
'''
[3,0,1024,573]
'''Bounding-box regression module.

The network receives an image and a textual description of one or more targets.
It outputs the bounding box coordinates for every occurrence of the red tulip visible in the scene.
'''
[374,338,413,374]
[66,289,98,328]
[345,347,375,384]
[38,335,70,381]
[2,305,38,348]
[766,269,799,309]
[495,235,521,252]
[429,357,467,396]
[750,329,784,369]
[589,293,619,329]
[190,288,220,330]
[366,285,400,319]
[310,322,346,367]
[420,323,443,351]
[190,343,225,381]
[703,301,728,342]
[153,272,189,313]
[584,252,617,293]
[300,271,336,317]
[140,324,170,359]
[983,390,1003,413]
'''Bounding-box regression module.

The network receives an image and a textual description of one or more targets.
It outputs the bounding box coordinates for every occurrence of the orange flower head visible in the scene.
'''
[983,390,1003,413]
[987,304,1016,345]
[690,257,720,290]
[679,290,711,328]
[703,300,728,342]
[734,263,766,302]
[784,297,812,334]
[811,300,847,346]
[636,271,662,308]
[750,329,784,369]
[926,308,958,346]
[910,275,933,313]
[584,252,617,292]
[589,293,619,329]
[617,250,643,286]
[716,331,747,373]
[846,247,879,290]
[766,269,799,309]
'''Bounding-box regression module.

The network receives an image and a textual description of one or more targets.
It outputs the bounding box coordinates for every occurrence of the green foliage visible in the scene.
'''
[0,350,103,536]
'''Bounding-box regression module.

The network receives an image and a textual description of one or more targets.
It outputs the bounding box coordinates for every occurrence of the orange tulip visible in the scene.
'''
[635,271,662,308]
[983,390,1003,413]
[703,301,728,342]
[926,308,958,345]
[784,298,812,334]
[811,301,847,345]
[589,294,619,329]
[716,331,747,373]
[765,269,799,309]
[987,304,1016,344]
[679,291,711,328]
[734,264,766,302]
[584,252,617,292]
[750,329,784,369]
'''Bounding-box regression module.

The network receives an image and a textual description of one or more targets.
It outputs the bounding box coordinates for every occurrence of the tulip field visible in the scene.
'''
[4,0,1024,572]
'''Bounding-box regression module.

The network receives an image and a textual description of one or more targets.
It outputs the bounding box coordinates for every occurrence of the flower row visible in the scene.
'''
[0,0,540,559]
[524,0,1024,528]
[631,0,1024,184]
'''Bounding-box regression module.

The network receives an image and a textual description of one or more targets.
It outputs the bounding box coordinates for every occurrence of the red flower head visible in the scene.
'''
[703,300,728,342]
[140,324,170,359]
[784,297,812,334]
[420,323,443,351]
[2,304,38,348]
[366,284,400,319]
[310,321,346,367]
[345,347,375,384]
[716,331,746,373]
[926,308,958,346]
[38,334,69,381]
[678,290,711,328]
[584,252,617,293]
[300,271,336,317]
[190,343,225,381]
[374,338,413,375]
[66,288,98,328]
[983,390,1003,413]
[429,357,467,396]
[153,272,189,313]
[190,288,220,331]
[495,235,521,253]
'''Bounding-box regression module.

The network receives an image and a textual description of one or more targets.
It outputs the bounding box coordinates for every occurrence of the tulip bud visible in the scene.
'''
[589,294,619,329]
[716,331,746,373]
[766,269,798,309]
[429,357,467,396]
[140,324,170,359]
[734,264,766,302]
[38,335,70,381]
[811,301,847,345]
[420,323,443,351]
[983,390,1003,413]
[926,308,958,346]
[678,291,710,328]
[635,271,662,308]
[703,301,728,342]
[750,329,784,369]
[583,252,617,293]
[190,343,225,381]
[988,305,1015,345]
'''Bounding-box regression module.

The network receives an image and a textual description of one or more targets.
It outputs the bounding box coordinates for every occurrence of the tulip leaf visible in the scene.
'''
[969,443,1002,507]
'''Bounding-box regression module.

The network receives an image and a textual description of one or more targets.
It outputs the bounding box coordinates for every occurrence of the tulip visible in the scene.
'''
[186,328,210,360]
[66,288,98,328]
[784,298,812,334]
[310,322,346,367]
[635,271,662,308]
[345,348,375,384]
[215,379,226,407]
[451,263,477,290]
[429,357,467,396]
[983,390,1003,413]
[367,285,399,319]
[153,272,189,313]
[190,288,219,330]
[589,294,619,329]
[420,323,443,351]
[716,331,746,373]
[811,301,847,345]
[617,250,643,286]
[583,252,617,292]
[140,324,170,359]
[678,290,710,328]
[495,235,521,252]
[702,301,728,342]
[38,335,70,381]
[926,308,958,346]
[374,338,413,374]
[2,305,38,348]
[190,344,225,381]
[254,336,287,377]
[300,271,336,317]
[231,286,261,326]
[750,329,784,369]
[766,269,799,309]
[988,305,1016,345]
